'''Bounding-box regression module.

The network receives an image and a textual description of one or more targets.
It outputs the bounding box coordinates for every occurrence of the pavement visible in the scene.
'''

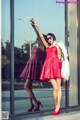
[2,90,80,120]
[2,89,65,114]
[12,110,80,120]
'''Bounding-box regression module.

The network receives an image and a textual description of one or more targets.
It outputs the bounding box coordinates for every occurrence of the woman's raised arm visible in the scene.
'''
[30,18,49,48]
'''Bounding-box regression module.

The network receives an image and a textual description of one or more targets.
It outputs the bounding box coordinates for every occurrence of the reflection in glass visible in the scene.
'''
[2,0,10,112]
[14,0,65,115]
[2,0,66,115]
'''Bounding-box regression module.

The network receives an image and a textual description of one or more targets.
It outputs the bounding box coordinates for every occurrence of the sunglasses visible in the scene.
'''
[47,36,52,40]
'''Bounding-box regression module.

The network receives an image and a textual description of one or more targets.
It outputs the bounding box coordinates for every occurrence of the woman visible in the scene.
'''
[31,18,63,115]
[20,35,47,112]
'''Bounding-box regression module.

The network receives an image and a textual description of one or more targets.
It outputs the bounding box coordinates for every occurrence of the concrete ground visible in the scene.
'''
[13,110,80,120]
[2,90,80,120]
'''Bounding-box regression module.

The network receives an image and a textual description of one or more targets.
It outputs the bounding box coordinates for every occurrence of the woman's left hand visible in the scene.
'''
[30,18,37,26]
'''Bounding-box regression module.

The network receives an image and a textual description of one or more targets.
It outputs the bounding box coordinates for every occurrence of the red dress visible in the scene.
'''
[20,48,46,81]
[40,46,63,81]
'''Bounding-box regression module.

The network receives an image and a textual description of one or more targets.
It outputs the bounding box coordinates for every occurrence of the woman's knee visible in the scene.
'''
[54,86,59,91]
[24,84,28,90]
[24,85,32,91]
[50,79,58,91]
[24,79,32,90]
[56,78,61,90]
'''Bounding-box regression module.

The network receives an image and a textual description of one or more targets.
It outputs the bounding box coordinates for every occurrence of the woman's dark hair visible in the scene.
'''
[36,34,47,45]
[47,33,56,41]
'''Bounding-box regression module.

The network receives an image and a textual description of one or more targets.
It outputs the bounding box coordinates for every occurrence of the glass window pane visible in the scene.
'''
[2,0,10,113]
[14,0,65,115]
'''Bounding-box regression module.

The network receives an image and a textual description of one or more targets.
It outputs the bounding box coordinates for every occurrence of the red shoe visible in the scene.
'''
[52,108,60,115]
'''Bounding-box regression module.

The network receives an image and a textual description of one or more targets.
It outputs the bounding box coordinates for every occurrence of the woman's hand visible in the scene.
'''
[30,18,49,48]
[30,18,37,26]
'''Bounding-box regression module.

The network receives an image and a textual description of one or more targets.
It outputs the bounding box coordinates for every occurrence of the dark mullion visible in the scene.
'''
[10,0,15,118]
[64,0,69,107]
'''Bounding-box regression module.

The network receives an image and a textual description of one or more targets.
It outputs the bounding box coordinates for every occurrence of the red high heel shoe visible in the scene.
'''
[28,104,34,112]
[34,101,43,111]
[52,107,60,115]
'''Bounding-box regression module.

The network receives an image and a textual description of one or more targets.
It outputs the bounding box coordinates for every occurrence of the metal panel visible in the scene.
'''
[77,0,80,105]
[69,4,78,106]
[64,0,69,107]
[10,0,14,118]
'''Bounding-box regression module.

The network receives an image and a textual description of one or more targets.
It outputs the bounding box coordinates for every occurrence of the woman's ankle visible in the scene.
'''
[55,104,60,111]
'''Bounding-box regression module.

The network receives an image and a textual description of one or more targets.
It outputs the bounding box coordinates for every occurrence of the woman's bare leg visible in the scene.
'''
[24,79,38,105]
[50,79,58,108]
[24,79,42,111]
[55,78,61,111]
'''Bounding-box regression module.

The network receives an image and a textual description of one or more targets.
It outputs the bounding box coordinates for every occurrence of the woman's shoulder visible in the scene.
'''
[55,43,61,50]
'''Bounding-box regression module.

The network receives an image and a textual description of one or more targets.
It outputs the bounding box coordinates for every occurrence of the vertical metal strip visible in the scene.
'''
[10,0,14,117]
[77,0,80,106]
[64,0,69,107]
[0,0,1,119]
